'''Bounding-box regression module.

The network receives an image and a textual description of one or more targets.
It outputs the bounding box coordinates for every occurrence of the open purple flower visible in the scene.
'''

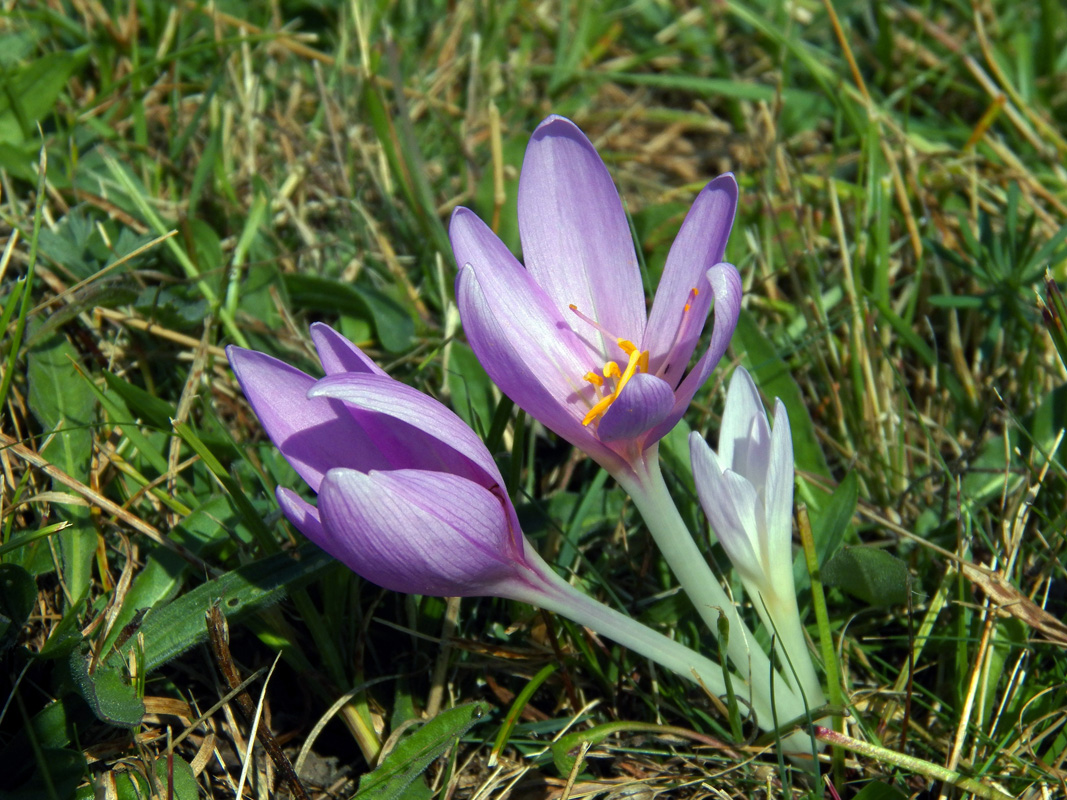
[450,115,742,476]
[227,322,543,597]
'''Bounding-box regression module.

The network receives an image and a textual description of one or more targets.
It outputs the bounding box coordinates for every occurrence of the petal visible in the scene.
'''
[596,372,674,443]
[317,468,524,596]
[643,174,739,385]
[276,487,324,541]
[450,206,601,361]
[228,346,388,491]
[517,116,645,356]
[454,258,623,469]
[691,433,763,583]
[646,262,742,445]
[309,372,504,490]
[763,399,795,588]
[310,322,386,377]
[718,366,771,484]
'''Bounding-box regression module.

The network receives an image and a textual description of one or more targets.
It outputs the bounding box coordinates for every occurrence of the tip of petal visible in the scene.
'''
[448,205,476,233]
[532,114,581,138]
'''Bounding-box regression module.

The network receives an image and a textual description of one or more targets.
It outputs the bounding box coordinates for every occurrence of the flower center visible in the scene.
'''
[568,304,651,427]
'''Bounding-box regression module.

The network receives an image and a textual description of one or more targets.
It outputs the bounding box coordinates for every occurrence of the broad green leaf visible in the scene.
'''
[0,49,87,145]
[153,754,199,800]
[26,329,96,604]
[284,273,415,353]
[100,495,236,657]
[0,563,36,651]
[350,703,489,800]
[821,547,910,606]
[68,643,145,727]
[796,470,859,592]
[851,782,909,800]
[112,544,334,674]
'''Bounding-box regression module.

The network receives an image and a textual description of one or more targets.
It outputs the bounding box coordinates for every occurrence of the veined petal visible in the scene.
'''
[317,468,523,597]
[455,262,623,467]
[763,399,795,588]
[309,372,504,490]
[646,263,743,444]
[311,322,386,377]
[276,487,324,541]
[691,433,763,583]
[451,206,601,369]
[644,174,739,384]
[597,372,674,443]
[518,116,645,357]
[227,346,388,491]
[718,366,771,483]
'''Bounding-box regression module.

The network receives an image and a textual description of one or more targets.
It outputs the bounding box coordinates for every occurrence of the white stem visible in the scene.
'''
[755,587,826,712]
[503,550,777,729]
[614,449,807,724]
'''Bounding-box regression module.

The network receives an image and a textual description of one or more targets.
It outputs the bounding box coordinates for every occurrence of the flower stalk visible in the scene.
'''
[614,447,808,724]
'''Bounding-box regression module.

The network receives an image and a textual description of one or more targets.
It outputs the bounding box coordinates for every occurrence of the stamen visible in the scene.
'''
[657,287,700,378]
[568,304,616,341]
[582,346,649,427]
[569,303,656,431]
[683,286,699,313]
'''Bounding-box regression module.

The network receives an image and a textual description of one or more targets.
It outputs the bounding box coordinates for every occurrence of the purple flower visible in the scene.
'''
[450,115,742,476]
[227,323,546,598]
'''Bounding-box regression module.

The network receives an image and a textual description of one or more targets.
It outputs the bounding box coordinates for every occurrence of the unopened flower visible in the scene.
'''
[451,115,741,477]
[228,322,537,597]
[690,367,824,707]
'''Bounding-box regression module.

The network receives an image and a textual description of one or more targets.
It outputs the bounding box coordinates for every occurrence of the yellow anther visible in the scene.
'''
[582,346,650,427]
[682,287,699,314]
[583,395,615,426]
[617,346,644,388]
[567,303,654,431]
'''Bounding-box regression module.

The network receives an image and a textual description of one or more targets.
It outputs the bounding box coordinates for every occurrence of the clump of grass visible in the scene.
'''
[1,1,1066,798]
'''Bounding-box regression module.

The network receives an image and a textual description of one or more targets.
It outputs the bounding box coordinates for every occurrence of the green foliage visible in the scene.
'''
[0,563,36,651]
[350,703,489,800]
[821,547,911,607]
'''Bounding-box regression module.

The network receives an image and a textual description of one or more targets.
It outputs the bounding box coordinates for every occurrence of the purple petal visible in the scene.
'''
[309,372,504,490]
[718,367,771,485]
[596,372,674,443]
[644,174,738,384]
[646,262,742,444]
[276,487,324,540]
[453,251,623,469]
[763,399,795,587]
[691,433,763,582]
[317,468,525,597]
[450,206,601,361]
[517,116,645,358]
[310,322,386,377]
[227,346,388,491]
